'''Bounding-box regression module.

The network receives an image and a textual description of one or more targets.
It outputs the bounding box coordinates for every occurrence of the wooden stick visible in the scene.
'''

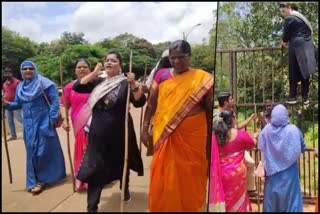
[139,63,148,155]
[121,50,133,212]
[142,64,147,85]
[59,59,76,192]
[2,106,13,184]
[253,103,261,211]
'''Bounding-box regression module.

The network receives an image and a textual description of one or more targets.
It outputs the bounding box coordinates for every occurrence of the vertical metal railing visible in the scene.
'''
[214,47,319,210]
[271,49,275,103]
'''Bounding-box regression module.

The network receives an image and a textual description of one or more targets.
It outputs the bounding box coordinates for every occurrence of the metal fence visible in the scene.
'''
[214,47,318,209]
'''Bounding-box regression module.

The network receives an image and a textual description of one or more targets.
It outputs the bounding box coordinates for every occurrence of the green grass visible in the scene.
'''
[300,124,318,194]
[304,124,318,149]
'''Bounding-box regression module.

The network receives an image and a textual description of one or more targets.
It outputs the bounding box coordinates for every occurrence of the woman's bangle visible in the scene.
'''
[132,86,139,92]
[143,122,149,126]
[131,82,140,92]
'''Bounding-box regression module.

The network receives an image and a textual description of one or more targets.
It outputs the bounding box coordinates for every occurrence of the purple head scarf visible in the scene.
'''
[258,104,305,176]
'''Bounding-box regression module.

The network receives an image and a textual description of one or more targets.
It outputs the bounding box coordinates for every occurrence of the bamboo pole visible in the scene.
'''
[254,103,261,212]
[59,59,76,192]
[2,106,13,184]
[139,63,148,155]
[121,50,133,212]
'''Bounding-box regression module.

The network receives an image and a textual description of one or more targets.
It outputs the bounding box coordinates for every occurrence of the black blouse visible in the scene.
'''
[282,15,312,43]
[72,77,146,110]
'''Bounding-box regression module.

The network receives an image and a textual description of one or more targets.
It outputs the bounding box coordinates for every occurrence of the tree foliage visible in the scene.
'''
[212,2,318,154]
[49,31,88,56]
[215,2,318,48]
[2,30,172,84]
[190,44,214,73]
[28,44,105,85]
[212,2,318,101]
[96,33,159,76]
[4,2,316,89]
[2,26,37,79]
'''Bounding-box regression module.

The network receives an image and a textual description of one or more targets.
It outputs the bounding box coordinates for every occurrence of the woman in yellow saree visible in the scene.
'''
[145,40,213,212]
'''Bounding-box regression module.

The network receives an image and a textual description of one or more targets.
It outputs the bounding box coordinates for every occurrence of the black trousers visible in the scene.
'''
[87,169,130,212]
[289,78,310,99]
[289,49,310,99]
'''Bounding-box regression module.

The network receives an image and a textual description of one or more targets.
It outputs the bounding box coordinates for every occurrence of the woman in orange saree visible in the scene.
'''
[147,40,213,212]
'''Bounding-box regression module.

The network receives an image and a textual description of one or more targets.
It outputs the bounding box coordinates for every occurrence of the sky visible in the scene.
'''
[2,2,217,45]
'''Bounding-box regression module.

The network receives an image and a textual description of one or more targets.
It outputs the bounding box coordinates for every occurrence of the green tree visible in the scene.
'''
[211,2,318,101]
[191,8,217,75]
[96,33,160,78]
[95,38,118,50]
[29,44,106,85]
[60,44,106,84]
[36,42,52,56]
[190,44,214,73]
[29,55,60,83]
[2,26,38,78]
[215,2,318,48]
[50,31,88,56]
[153,41,171,57]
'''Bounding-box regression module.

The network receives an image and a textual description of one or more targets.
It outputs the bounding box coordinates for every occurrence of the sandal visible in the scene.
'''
[31,183,44,194]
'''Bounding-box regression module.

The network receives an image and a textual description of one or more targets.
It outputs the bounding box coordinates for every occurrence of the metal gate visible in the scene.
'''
[214,47,318,210]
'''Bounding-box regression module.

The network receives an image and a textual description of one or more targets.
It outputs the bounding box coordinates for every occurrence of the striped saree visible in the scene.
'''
[148,69,213,212]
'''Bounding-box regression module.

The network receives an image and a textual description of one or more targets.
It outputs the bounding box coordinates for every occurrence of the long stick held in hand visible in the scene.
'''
[2,107,13,184]
[139,63,147,155]
[121,50,133,212]
[60,59,76,192]
[253,102,261,211]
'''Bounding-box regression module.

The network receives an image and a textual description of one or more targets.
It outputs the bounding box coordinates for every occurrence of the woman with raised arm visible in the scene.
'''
[72,51,145,212]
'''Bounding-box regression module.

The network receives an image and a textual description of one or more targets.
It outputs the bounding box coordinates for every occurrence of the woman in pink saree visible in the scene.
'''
[209,133,225,212]
[61,58,92,191]
[210,110,255,212]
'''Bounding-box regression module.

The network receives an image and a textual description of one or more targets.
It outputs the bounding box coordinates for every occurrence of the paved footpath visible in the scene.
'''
[2,106,151,212]
[1,106,315,212]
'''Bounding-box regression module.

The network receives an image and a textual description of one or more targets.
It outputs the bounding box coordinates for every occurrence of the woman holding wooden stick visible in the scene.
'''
[147,40,213,212]
[2,60,66,195]
[72,51,145,212]
[60,58,92,191]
